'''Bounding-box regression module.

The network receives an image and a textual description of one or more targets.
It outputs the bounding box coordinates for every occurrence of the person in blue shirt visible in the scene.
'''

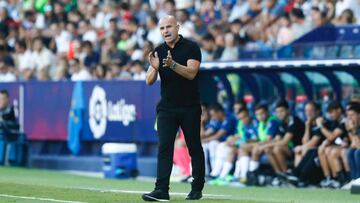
[200,102,220,175]
[201,103,237,178]
[210,107,258,185]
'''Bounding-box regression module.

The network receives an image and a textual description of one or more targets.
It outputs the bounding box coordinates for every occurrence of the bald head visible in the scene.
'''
[158,15,180,45]
[159,15,178,26]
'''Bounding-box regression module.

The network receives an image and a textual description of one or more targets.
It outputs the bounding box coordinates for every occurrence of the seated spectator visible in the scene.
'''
[81,40,100,70]
[29,37,55,80]
[346,102,360,183]
[189,13,208,42]
[93,64,108,80]
[325,102,360,188]
[310,7,329,28]
[289,8,312,40]
[201,103,237,178]
[220,33,239,61]
[247,104,279,175]
[333,9,356,25]
[229,19,250,46]
[317,101,348,188]
[117,64,132,80]
[176,9,194,39]
[210,107,258,185]
[101,36,128,66]
[199,0,222,25]
[79,20,97,45]
[145,15,162,46]
[264,100,304,185]
[129,60,146,80]
[70,58,92,81]
[50,22,71,55]
[293,102,323,167]
[335,0,352,18]
[13,40,33,81]
[0,90,19,165]
[276,14,293,47]
[201,34,223,62]
[0,59,16,82]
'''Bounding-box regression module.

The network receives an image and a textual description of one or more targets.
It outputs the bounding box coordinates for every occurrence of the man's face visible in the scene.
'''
[237,111,250,125]
[0,93,9,109]
[305,104,318,121]
[201,39,214,51]
[276,107,288,121]
[346,110,359,125]
[255,108,267,122]
[329,108,341,120]
[159,17,179,44]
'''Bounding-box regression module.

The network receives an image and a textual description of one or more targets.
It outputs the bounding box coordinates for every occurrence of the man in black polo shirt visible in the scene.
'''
[142,15,205,201]
[262,100,304,177]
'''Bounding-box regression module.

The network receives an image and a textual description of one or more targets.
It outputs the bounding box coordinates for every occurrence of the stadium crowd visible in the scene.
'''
[188,97,360,189]
[0,0,360,82]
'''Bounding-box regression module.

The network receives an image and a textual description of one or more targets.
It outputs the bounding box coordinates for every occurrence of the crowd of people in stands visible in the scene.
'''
[0,0,360,82]
[183,96,360,189]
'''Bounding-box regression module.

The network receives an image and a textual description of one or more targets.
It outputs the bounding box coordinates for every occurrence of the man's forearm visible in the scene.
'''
[146,66,158,85]
[171,62,198,80]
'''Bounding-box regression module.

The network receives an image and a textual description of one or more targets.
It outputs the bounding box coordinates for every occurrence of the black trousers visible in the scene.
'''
[155,105,205,192]
[293,148,323,184]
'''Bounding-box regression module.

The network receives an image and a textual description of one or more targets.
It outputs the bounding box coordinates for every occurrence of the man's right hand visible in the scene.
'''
[148,51,160,70]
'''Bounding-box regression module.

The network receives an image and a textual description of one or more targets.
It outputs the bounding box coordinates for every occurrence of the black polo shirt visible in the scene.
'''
[323,117,348,144]
[308,121,325,144]
[278,115,305,147]
[154,35,202,108]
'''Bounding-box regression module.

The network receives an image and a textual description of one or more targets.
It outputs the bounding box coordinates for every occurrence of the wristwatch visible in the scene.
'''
[170,61,176,70]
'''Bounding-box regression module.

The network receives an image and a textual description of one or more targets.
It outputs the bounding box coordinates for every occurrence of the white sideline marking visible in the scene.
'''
[0,194,87,203]
[76,187,230,198]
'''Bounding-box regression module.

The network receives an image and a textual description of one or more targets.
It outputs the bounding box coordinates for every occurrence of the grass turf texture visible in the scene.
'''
[0,167,358,203]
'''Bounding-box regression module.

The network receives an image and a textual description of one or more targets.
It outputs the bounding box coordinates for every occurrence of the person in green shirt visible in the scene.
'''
[248,104,280,175]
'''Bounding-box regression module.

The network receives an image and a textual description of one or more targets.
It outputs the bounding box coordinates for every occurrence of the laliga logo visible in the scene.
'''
[89,85,137,139]
[89,86,107,139]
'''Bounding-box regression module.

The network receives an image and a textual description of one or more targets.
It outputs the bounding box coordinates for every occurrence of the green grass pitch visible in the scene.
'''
[0,167,358,203]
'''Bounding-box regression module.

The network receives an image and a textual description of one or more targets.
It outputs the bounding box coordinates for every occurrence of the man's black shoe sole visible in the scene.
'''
[142,194,169,202]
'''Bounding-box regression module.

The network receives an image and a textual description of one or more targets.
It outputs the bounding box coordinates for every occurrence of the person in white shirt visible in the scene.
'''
[50,22,71,54]
[70,58,92,81]
[129,60,146,80]
[220,33,239,61]
[176,9,195,39]
[0,61,16,82]
[146,15,163,46]
[79,20,97,44]
[29,37,55,80]
[13,40,33,80]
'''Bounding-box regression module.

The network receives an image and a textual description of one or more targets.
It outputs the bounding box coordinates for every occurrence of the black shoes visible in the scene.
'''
[141,189,202,201]
[185,190,202,200]
[142,189,170,202]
